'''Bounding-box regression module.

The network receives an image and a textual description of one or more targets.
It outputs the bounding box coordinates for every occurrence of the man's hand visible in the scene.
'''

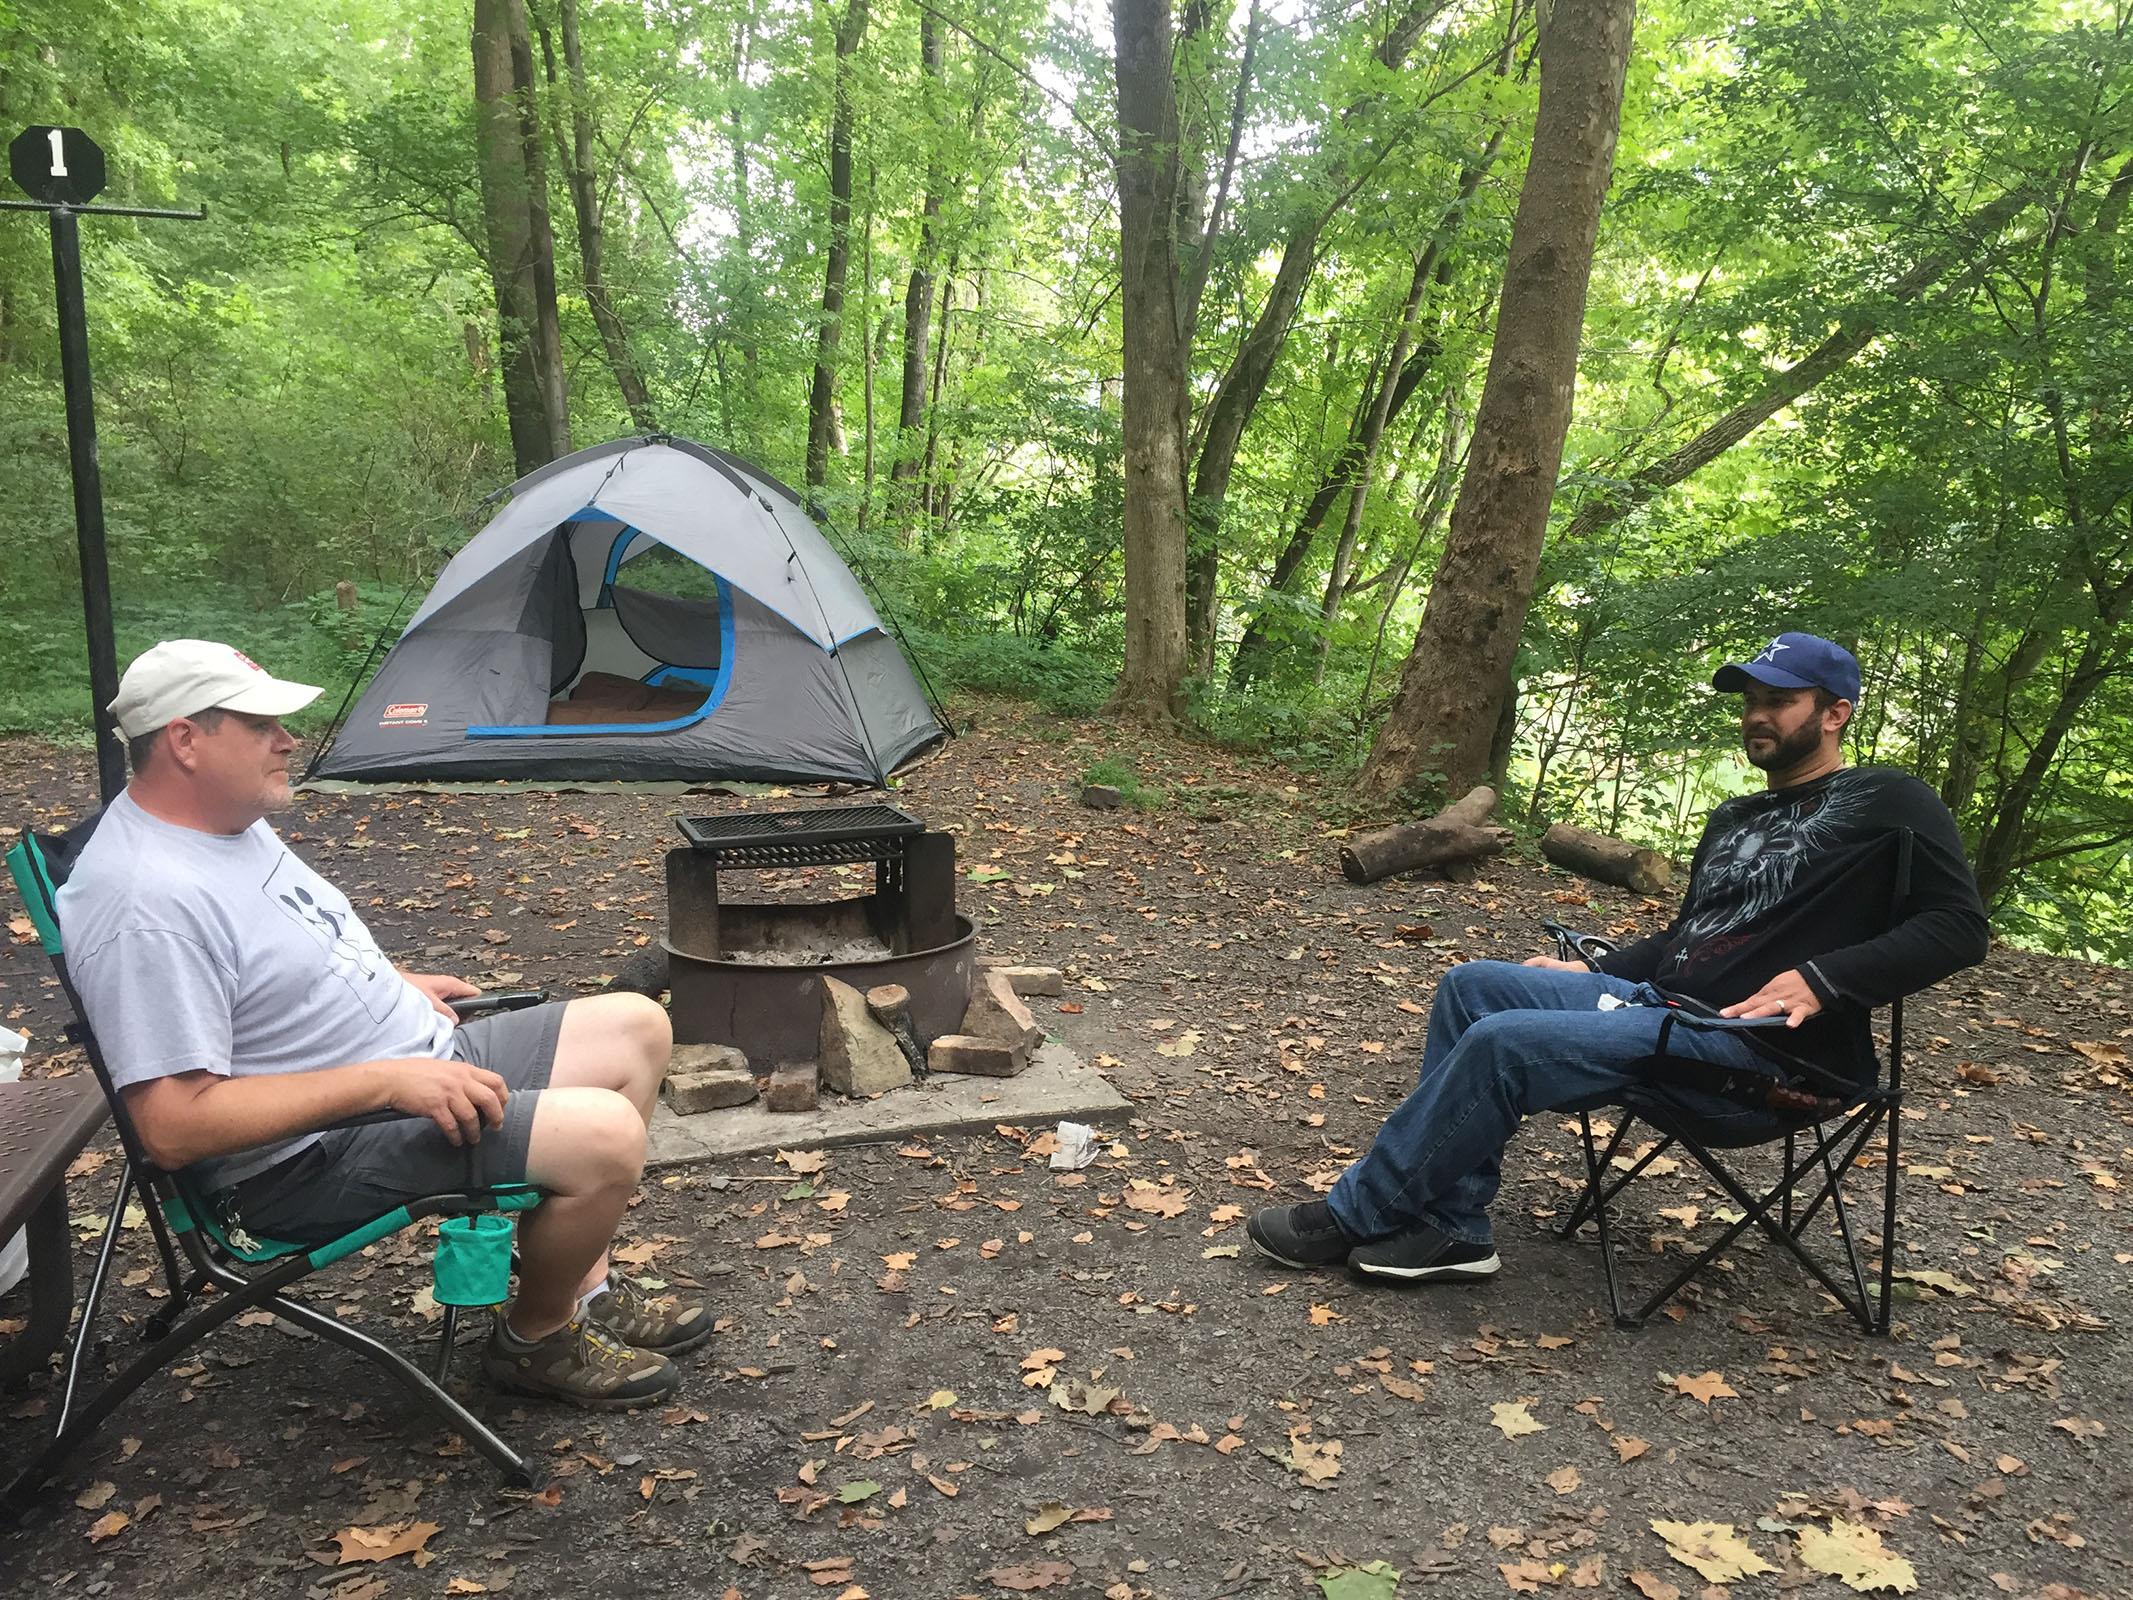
[1719,969,1821,1029]
[380,1059,510,1146]
[1521,955,1588,972]
[402,970,480,1020]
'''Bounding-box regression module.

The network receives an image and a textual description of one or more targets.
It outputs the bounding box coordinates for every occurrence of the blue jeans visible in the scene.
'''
[1326,960,1780,1246]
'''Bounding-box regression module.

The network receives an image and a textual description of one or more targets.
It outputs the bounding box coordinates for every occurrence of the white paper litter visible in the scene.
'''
[1049,1121,1099,1171]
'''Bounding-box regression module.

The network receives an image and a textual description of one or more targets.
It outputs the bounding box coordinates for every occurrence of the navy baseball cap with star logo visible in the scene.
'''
[1711,632,1861,702]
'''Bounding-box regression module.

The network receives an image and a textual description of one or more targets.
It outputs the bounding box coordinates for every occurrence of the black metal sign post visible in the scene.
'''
[5,126,205,801]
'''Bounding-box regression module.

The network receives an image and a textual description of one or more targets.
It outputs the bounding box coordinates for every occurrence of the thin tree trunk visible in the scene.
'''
[1185,0,1508,671]
[544,0,655,430]
[805,0,870,506]
[890,9,946,507]
[729,13,762,422]
[1109,0,1199,720]
[474,0,572,475]
[1359,0,1636,801]
[1314,250,1436,682]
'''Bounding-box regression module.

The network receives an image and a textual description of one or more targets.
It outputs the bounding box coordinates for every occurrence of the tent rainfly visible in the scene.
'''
[312,437,946,786]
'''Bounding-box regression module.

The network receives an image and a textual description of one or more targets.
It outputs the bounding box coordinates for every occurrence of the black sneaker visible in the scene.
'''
[1246,1201,1356,1269]
[1347,1223,1501,1283]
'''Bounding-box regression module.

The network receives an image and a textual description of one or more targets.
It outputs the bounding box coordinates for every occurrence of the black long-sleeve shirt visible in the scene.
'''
[1595,766,1990,1086]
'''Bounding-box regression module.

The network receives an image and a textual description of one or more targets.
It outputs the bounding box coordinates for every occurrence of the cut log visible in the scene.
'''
[1339,785,1504,884]
[1540,822,1672,894]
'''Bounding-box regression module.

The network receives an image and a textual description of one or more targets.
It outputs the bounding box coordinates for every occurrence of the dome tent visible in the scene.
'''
[312,437,946,786]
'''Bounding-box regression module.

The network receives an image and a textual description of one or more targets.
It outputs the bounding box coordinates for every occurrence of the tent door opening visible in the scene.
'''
[469,518,736,740]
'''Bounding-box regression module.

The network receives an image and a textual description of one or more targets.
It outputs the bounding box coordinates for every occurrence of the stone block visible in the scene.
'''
[764,1060,819,1113]
[1080,784,1123,810]
[996,965,1063,998]
[664,1067,758,1115]
[670,1042,749,1075]
[961,967,1045,1051]
[820,975,914,1097]
[927,1033,1029,1077]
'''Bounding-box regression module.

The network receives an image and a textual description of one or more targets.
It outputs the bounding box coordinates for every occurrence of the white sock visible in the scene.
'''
[577,1277,612,1316]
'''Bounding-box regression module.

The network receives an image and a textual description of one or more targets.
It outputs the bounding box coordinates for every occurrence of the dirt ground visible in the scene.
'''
[1,700,2128,1600]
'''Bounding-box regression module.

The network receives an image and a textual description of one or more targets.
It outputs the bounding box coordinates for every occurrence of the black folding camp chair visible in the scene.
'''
[1543,831,1914,1334]
[4,817,544,1502]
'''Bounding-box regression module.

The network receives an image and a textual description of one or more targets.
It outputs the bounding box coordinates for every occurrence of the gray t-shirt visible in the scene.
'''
[56,791,456,1190]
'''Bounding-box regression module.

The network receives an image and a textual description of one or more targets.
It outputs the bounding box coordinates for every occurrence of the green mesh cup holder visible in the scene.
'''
[433,1213,516,1306]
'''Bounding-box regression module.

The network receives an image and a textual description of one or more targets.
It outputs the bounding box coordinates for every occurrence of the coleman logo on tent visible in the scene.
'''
[380,703,429,726]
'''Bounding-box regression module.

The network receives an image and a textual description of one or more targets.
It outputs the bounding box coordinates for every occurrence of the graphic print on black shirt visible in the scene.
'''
[1595,766,1990,1086]
[1657,776,1874,982]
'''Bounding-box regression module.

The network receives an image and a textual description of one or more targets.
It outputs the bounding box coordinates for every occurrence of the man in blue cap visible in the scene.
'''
[1250,632,1989,1284]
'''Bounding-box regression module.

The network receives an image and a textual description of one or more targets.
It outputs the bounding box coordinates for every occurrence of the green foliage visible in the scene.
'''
[1,0,2127,960]
[1079,755,1164,811]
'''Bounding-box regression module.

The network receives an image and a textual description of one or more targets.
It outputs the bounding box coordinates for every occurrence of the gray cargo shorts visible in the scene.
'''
[223,1000,567,1246]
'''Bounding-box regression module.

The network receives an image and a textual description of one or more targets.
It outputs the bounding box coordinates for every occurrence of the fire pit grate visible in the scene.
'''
[676,804,925,869]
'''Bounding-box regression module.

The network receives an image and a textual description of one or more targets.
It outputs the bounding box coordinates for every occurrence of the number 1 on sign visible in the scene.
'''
[46,128,67,177]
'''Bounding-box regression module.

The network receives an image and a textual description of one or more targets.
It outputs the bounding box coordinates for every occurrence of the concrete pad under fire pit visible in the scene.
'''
[644,1040,1127,1165]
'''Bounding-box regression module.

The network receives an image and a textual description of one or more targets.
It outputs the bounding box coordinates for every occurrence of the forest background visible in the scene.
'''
[2,0,2129,961]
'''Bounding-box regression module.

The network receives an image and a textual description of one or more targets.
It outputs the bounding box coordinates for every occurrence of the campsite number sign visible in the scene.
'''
[8,126,106,207]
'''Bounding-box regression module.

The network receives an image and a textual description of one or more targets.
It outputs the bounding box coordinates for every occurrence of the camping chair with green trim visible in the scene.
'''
[4,817,544,1502]
[1541,829,1915,1335]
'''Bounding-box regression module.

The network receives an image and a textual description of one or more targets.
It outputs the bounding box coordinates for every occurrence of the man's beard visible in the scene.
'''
[1744,721,1823,772]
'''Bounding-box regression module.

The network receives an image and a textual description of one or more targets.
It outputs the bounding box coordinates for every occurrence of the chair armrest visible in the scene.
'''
[448,989,547,1021]
[1539,919,1620,970]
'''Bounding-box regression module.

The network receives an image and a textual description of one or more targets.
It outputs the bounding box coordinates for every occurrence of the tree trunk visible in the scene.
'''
[805,0,870,507]
[1109,0,1197,720]
[474,0,572,476]
[890,8,946,508]
[1185,0,1506,672]
[546,0,655,431]
[1359,0,1635,803]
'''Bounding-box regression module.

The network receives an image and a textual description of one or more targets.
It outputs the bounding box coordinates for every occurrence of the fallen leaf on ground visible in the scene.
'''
[1613,1435,1652,1463]
[777,1149,829,1174]
[1547,1465,1582,1494]
[1628,1574,1680,1600]
[1795,1519,1918,1593]
[1649,1520,1774,1583]
[1672,1371,1738,1406]
[1316,1561,1400,1600]
[1500,1559,1551,1592]
[85,1511,130,1543]
[1285,1431,1343,1484]
[981,1561,1076,1591]
[333,1519,442,1565]
[1490,1401,1547,1439]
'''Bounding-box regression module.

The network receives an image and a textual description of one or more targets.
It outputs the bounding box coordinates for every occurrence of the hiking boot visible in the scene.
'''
[587,1270,712,1355]
[481,1316,680,1410]
[1346,1223,1501,1284]
[1246,1201,1356,1269]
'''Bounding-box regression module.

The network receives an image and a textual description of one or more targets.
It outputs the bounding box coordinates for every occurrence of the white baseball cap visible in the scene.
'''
[109,640,323,740]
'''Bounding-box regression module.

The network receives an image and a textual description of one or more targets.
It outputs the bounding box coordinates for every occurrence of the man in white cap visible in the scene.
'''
[56,641,704,1409]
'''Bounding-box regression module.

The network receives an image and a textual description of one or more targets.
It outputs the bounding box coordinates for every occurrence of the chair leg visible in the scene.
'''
[1781,1132,1795,1233]
[269,1294,532,1489]
[49,1164,136,1439]
[1812,1125,1878,1331]
[434,1304,461,1385]
[4,1252,315,1506]
[1569,1111,1635,1328]
[1556,1115,1635,1238]
[1876,1096,1901,1335]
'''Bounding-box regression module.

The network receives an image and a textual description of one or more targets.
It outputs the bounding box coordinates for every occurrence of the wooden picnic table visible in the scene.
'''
[0,1077,109,1384]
